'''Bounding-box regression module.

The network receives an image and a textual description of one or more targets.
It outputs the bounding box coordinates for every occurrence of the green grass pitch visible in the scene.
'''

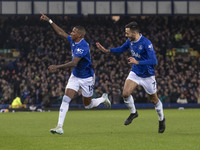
[0,109,200,150]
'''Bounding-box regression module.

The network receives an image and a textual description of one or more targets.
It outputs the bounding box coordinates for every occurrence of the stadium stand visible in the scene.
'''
[0,16,200,108]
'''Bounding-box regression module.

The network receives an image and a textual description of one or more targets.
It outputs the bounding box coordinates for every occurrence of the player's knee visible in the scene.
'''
[149,97,158,105]
[84,103,92,109]
[123,91,130,98]
[148,94,159,105]
[83,97,92,109]
[62,95,71,103]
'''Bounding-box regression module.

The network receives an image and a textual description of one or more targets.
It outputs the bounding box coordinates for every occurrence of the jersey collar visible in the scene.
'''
[75,38,84,44]
[132,34,142,43]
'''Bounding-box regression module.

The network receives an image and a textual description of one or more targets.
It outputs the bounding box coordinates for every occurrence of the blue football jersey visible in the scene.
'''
[67,35,94,78]
[110,35,157,78]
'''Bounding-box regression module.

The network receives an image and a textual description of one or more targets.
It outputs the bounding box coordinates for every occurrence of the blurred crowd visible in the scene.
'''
[0,16,200,107]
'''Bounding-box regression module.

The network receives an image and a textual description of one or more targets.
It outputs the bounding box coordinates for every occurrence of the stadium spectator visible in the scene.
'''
[177,93,188,104]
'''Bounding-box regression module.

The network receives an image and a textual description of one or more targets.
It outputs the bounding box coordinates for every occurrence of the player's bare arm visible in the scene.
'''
[96,42,110,53]
[40,12,68,39]
[128,57,139,65]
[48,57,81,72]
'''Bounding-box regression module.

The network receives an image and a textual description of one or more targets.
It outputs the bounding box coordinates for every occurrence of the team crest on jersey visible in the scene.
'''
[76,48,84,54]
[138,45,143,50]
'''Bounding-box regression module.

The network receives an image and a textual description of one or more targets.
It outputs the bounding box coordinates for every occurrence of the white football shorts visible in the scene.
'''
[126,71,157,95]
[66,74,95,97]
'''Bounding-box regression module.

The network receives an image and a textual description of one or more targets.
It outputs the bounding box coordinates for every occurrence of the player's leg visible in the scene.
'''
[81,76,111,109]
[141,76,165,133]
[57,89,76,127]
[82,94,111,109]
[50,74,79,135]
[123,79,138,113]
[50,88,76,135]
[123,79,138,125]
[148,93,165,133]
[123,72,140,125]
[148,93,164,120]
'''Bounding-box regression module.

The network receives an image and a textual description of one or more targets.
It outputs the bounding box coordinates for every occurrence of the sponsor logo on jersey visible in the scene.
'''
[131,50,141,58]
[148,44,153,51]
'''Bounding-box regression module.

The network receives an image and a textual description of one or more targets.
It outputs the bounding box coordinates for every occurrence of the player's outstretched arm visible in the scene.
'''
[40,12,68,39]
[96,42,110,53]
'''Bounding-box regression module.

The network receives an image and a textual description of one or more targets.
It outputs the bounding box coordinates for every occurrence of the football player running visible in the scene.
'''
[40,13,111,135]
[96,21,165,133]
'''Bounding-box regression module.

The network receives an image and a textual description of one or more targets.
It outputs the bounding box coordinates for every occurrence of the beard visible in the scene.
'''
[128,37,135,41]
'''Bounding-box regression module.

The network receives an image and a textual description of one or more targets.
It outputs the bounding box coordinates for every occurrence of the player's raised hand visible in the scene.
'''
[96,42,110,53]
[48,65,58,72]
[128,57,139,65]
[40,12,50,22]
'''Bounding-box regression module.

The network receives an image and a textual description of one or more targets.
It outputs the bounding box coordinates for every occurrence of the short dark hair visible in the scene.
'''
[74,26,86,36]
[125,21,140,33]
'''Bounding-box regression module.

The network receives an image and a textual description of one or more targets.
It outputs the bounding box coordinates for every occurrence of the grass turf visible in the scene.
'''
[0,109,200,150]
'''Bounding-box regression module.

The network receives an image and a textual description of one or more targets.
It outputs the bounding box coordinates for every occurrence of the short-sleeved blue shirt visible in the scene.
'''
[67,35,94,78]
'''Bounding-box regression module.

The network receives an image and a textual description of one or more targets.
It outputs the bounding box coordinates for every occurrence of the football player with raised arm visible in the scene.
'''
[40,13,111,135]
[96,21,165,133]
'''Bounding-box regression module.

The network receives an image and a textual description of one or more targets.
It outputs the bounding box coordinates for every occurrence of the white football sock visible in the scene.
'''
[123,95,136,114]
[155,100,164,121]
[57,95,71,127]
[85,97,105,109]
